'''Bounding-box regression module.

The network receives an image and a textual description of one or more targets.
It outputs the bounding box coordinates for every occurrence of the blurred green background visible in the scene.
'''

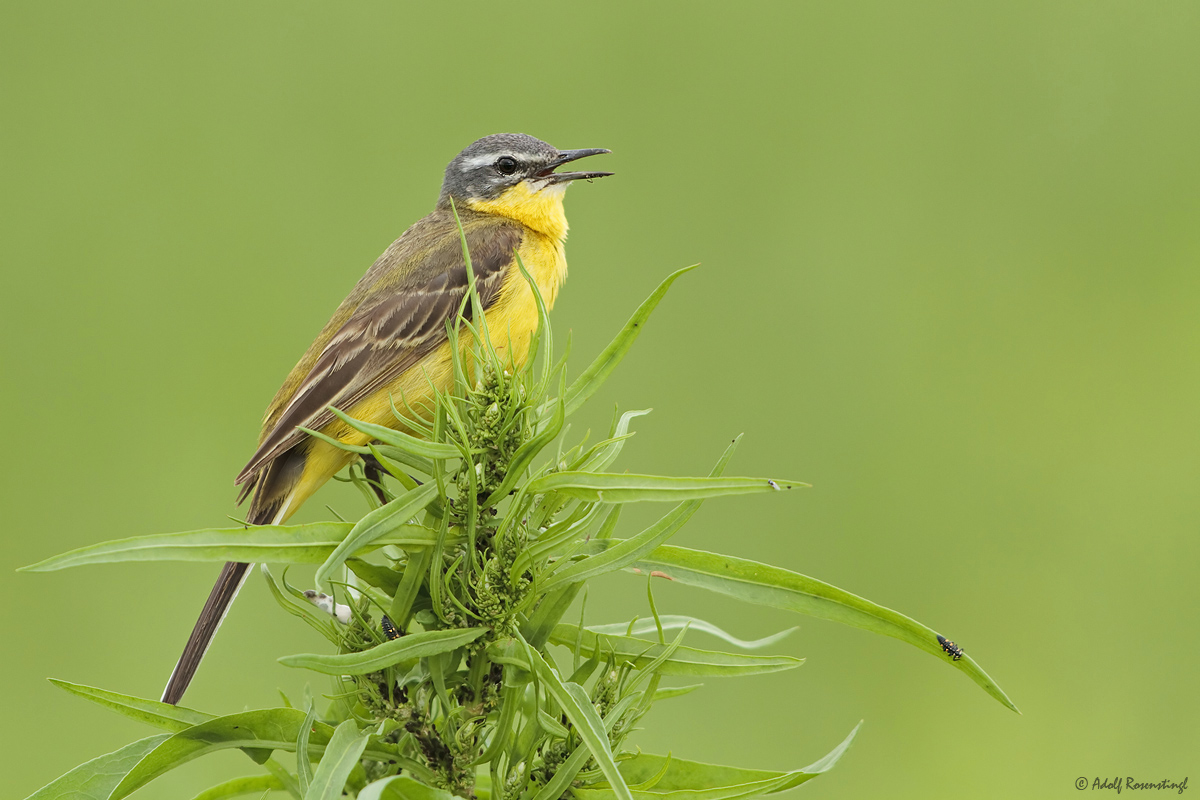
[3,2,1198,797]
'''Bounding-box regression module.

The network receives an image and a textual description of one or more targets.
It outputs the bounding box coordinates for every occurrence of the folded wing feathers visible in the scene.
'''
[234,221,520,488]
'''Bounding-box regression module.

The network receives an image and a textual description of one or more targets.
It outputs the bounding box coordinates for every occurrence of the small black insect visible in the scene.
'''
[937,635,964,661]
[381,615,402,641]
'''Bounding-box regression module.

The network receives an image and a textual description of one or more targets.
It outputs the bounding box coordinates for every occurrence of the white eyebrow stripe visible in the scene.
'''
[461,153,503,169]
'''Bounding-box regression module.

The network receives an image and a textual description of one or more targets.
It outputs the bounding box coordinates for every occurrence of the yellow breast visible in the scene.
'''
[482,230,567,365]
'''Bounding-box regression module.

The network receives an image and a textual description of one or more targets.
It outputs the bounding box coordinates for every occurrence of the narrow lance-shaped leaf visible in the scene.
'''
[296,703,318,795]
[450,196,494,371]
[103,712,319,799]
[346,558,401,595]
[630,545,1018,712]
[515,637,635,800]
[651,684,703,702]
[539,438,741,592]
[586,616,797,651]
[294,425,435,480]
[572,722,862,800]
[514,250,556,402]
[620,624,690,698]
[261,565,340,645]
[49,679,214,732]
[370,444,433,486]
[279,627,486,675]
[22,522,449,572]
[190,775,285,800]
[22,734,170,800]
[21,522,356,571]
[100,708,431,799]
[524,472,807,504]
[564,265,698,417]
[520,505,622,649]
[548,624,803,677]
[528,637,661,800]
[315,482,439,589]
[47,681,309,795]
[468,672,525,767]
[530,744,592,800]
[304,720,369,800]
[389,545,434,628]
[325,406,463,459]
[512,499,606,579]
[577,409,651,473]
[358,775,461,800]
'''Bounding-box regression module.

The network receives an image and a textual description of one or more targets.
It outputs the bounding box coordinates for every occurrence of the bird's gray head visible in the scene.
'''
[437,133,612,207]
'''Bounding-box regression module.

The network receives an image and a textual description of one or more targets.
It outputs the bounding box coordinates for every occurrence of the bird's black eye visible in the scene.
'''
[495,156,518,175]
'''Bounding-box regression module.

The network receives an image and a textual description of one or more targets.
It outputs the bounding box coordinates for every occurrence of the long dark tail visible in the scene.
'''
[161,450,308,705]
[160,560,251,704]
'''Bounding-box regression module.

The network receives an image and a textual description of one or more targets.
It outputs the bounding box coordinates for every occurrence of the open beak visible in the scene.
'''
[540,148,613,184]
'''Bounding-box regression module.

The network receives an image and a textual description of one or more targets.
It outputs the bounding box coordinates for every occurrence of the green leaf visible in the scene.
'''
[23,734,169,800]
[371,445,434,483]
[358,775,460,800]
[296,703,318,795]
[514,638,634,800]
[513,249,556,403]
[45,682,307,798]
[97,708,420,800]
[536,706,572,739]
[651,684,703,701]
[263,758,303,799]
[190,775,285,800]
[20,522,446,571]
[21,522,349,570]
[564,265,697,417]
[468,672,525,767]
[631,545,1018,712]
[530,743,591,800]
[279,627,486,675]
[573,722,861,800]
[524,473,806,503]
[577,409,651,473]
[315,482,439,588]
[586,617,797,650]
[49,680,214,731]
[539,439,741,593]
[548,624,802,677]
[389,545,433,629]
[325,407,462,459]
[621,625,689,697]
[304,720,369,800]
[346,558,401,595]
[537,501,696,593]
[106,710,328,799]
[513,500,605,578]
[520,506,622,649]
[261,565,339,644]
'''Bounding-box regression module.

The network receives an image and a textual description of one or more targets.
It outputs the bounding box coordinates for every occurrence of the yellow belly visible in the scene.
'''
[282,231,566,517]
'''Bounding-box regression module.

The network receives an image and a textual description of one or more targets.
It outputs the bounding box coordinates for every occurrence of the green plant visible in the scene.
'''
[22,245,1016,800]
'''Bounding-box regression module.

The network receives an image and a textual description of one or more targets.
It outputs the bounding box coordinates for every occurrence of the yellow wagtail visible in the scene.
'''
[161,133,611,704]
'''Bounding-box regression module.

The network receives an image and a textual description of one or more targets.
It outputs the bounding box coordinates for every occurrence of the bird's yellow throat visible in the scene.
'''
[467,182,570,241]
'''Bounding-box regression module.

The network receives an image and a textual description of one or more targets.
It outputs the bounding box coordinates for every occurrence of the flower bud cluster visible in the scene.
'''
[464,364,531,501]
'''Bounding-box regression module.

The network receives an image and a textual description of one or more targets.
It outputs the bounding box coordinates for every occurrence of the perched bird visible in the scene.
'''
[161,133,611,704]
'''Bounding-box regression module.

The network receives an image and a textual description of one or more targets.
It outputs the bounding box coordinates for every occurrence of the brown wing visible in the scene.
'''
[235,216,522,487]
